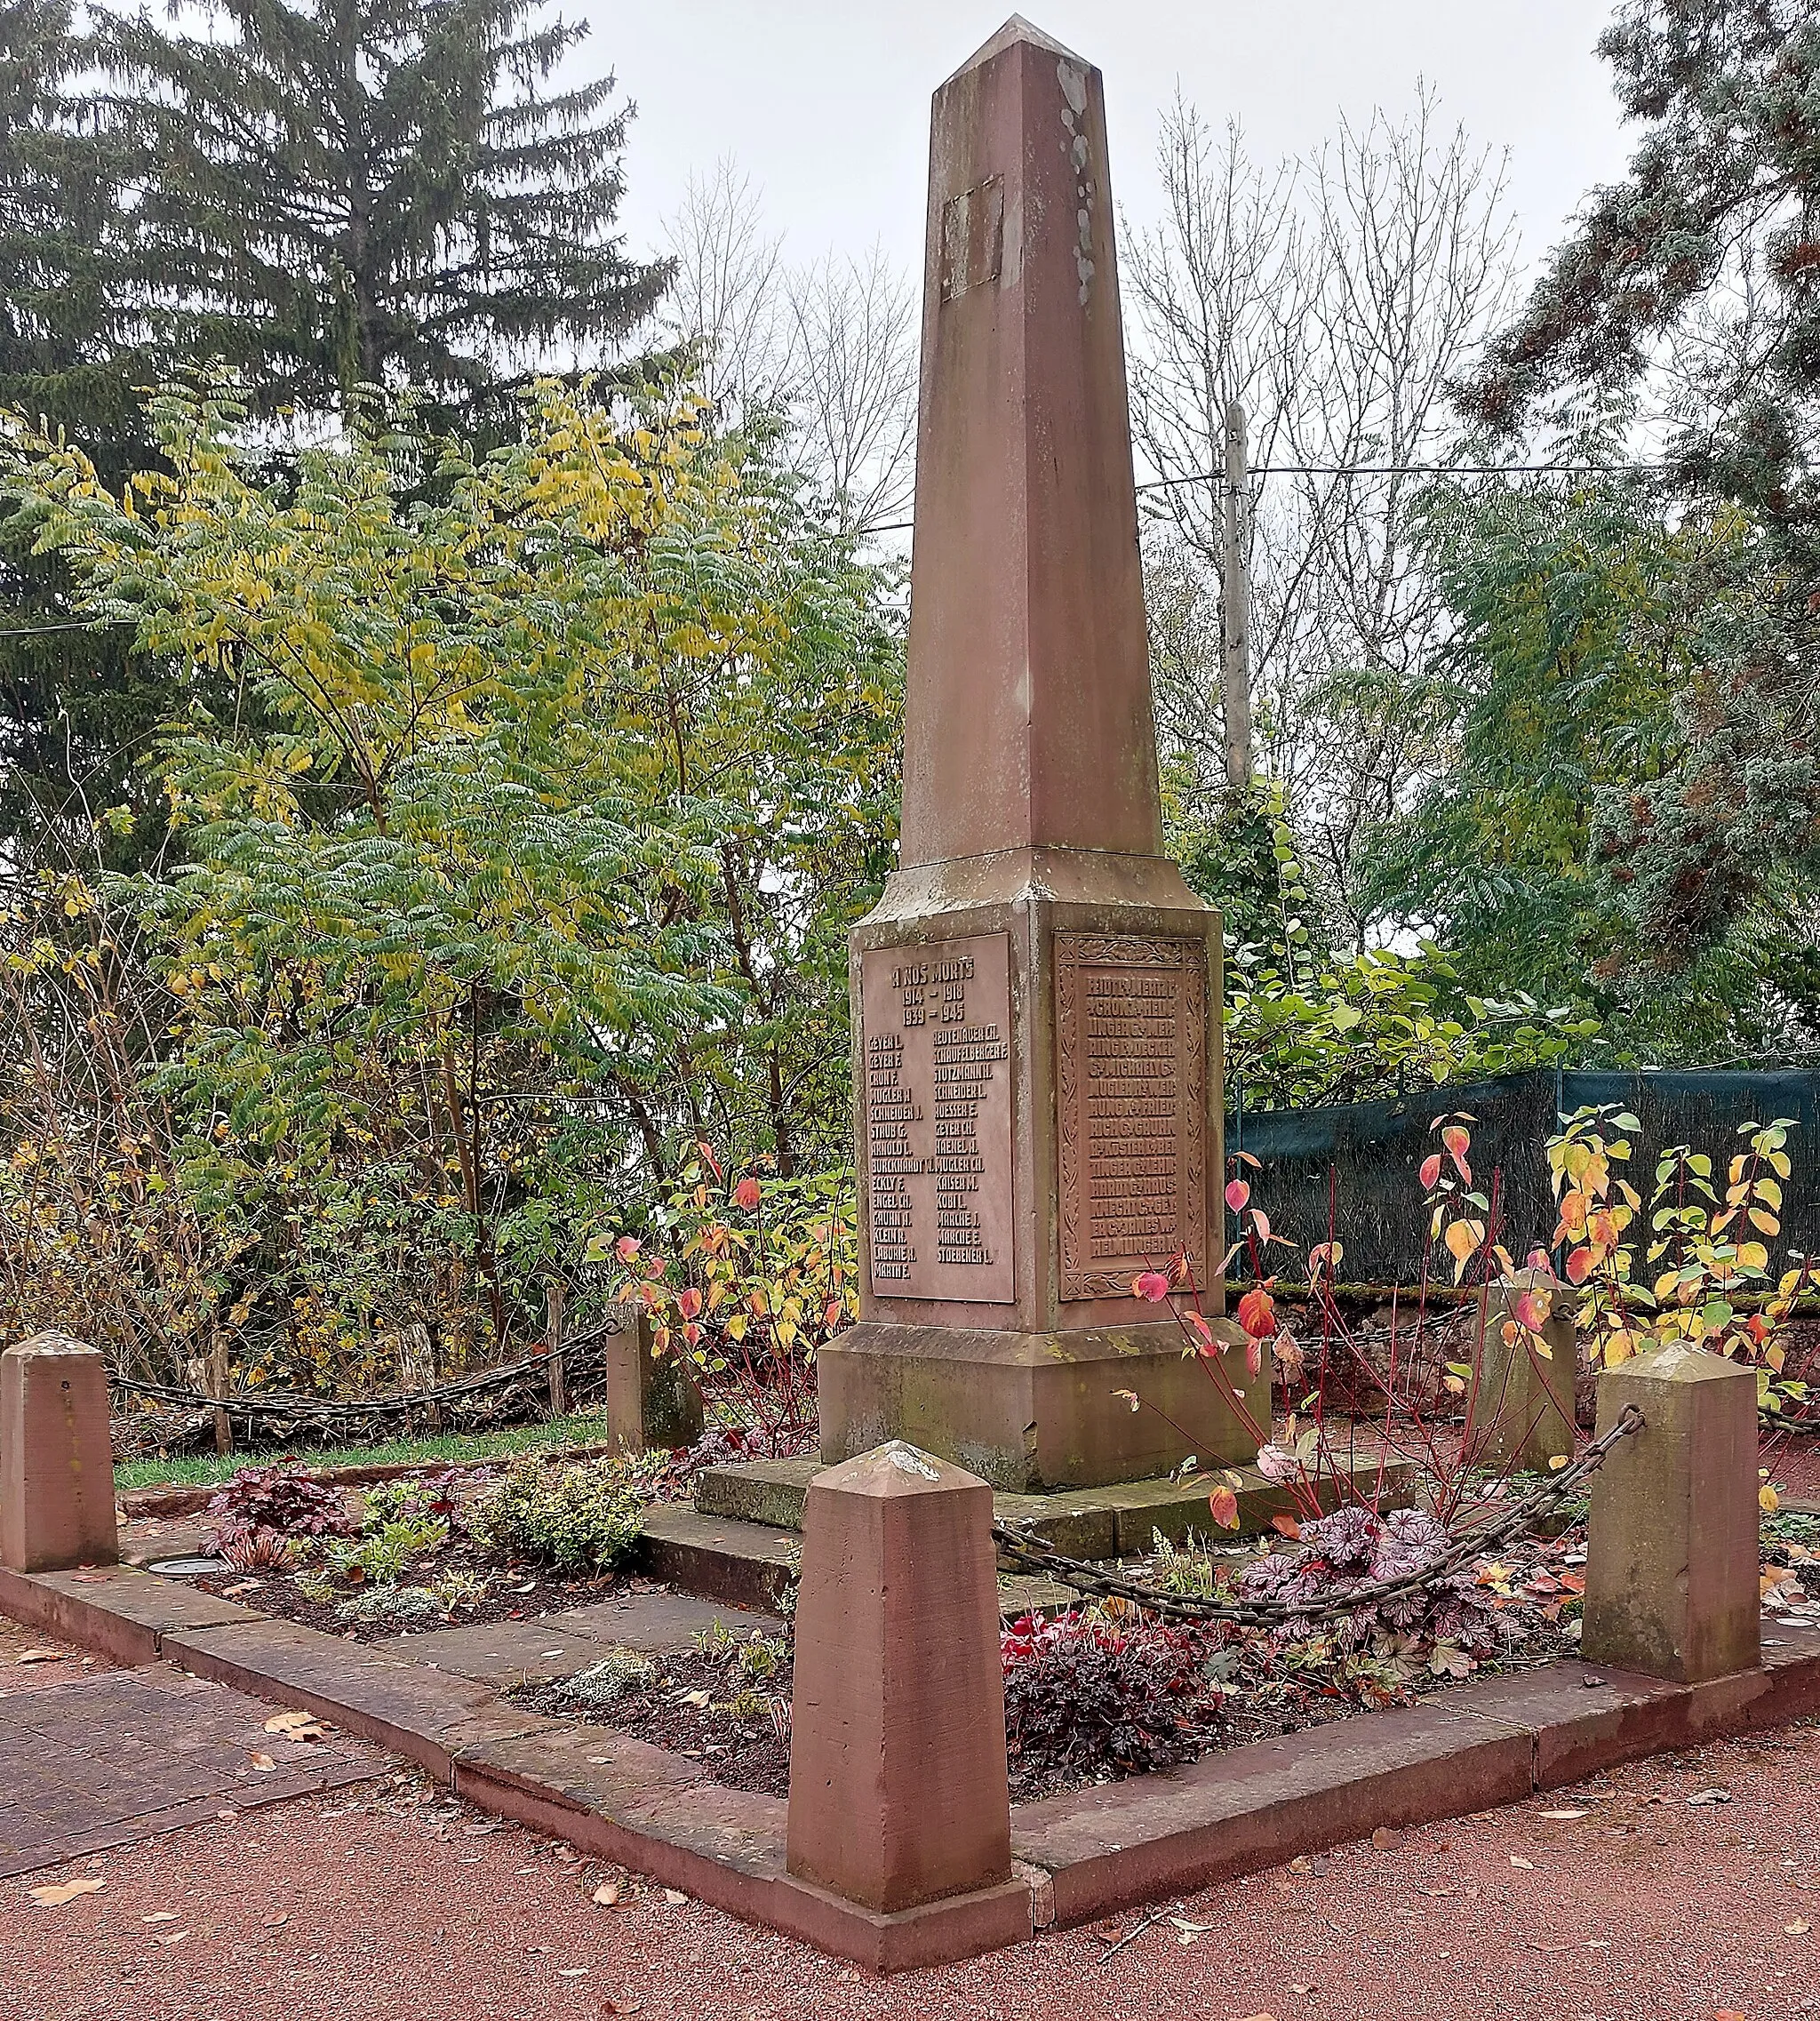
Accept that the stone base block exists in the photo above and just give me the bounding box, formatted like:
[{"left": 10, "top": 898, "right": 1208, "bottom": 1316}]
[
  {"left": 787, "top": 1443, "right": 1010, "bottom": 1913},
  {"left": 0, "top": 1332, "right": 119, "bottom": 1574},
  {"left": 818, "top": 1320, "right": 1258, "bottom": 1491},
  {"left": 605, "top": 1316, "right": 704, "bottom": 1454},
  {"left": 1583, "top": 1341, "right": 1759, "bottom": 1683},
  {"left": 1465, "top": 1269, "right": 1577, "bottom": 1474}
]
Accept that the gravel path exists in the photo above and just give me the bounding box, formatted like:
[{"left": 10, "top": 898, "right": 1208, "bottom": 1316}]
[{"left": 5, "top": 1707, "right": 1820, "bottom": 2021}]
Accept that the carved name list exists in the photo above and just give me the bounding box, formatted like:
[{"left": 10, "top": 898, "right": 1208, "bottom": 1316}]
[
  {"left": 860, "top": 933, "right": 1015, "bottom": 1304},
  {"left": 1056, "top": 934, "right": 1208, "bottom": 1300}
]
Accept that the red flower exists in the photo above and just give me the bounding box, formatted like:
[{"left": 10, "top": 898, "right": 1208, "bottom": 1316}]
[
  {"left": 1236, "top": 1286, "right": 1278, "bottom": 1340},
  {"left": 733, "top": 1176, "right": 762, "bottom": 1211},
  {"left": 1132, "top": 1270, "right": 1170, "bottom": 1303}
]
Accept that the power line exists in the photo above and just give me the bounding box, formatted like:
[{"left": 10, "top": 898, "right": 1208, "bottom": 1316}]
[
  {"left": 861, "top": 458, "right": 1655, "bottom": 534},
  {"left": 0, "top": 618, "right": 114, "bottom": 642}
]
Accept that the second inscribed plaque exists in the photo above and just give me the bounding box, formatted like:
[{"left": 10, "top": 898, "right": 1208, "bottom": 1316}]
[
  {"left": 860, "top": 933, "right": 1015, "bottom": 1304},
  {"left": 1056, "top": 935, "right": 1208, "bottom": 1300}
]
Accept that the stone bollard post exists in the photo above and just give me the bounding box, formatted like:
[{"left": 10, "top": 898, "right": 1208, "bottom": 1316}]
[
  {"left": 786, "top": 1442, "right": 1011, "bottom": 1914},
  {"left": 1465, "top": 1268, "right": 1577, "bottom": 1474},
  {"left": 604, "top": 1314, "right": 703, "bottom": 1454},
  {"left": 0, "top": 1332, "right": 119, "bottom": 1573},
  {"left": 1583, "top": 1341, "right": 1759, "bottom": 1682}
]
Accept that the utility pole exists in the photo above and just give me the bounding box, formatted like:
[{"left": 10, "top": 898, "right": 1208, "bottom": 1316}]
[{"left": 1222, "top": 398, "right": 1255, "bottom": 793}]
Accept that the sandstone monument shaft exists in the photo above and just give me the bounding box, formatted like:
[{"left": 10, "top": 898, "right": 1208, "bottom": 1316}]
[{"left": 821, "top": 17, "right": 1249, "bottom": 1491}]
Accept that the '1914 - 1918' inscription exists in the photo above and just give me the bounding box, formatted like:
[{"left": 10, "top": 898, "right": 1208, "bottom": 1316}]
[{"left": 859, "top": 933, "right": 1014, "bottom": 1303}]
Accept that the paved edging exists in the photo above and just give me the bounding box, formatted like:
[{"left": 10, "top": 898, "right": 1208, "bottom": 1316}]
[{"left": 6, "top": 1560, "right": 1820, "bottom": 1971}]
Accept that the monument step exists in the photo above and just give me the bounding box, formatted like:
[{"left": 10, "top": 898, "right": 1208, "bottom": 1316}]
[{"left": 693, "top": 1450, "right": 1413, "bottom": 1557}]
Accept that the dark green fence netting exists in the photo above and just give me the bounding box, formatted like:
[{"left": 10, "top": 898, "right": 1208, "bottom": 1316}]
[{"left": 1224, "top": 1067, "right": 1819, "bottom": 1289}]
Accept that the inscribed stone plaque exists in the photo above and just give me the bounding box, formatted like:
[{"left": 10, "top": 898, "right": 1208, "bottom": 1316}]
[
  {"left": 1056, "top": 934, "right": 1208, "bottom": 1300},
  {"left": 861, "top": 933, "right": 1014, "bottom": 1304}
]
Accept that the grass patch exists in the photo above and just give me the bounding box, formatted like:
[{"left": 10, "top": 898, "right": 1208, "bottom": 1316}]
[{"left": 114, "top": 1412, "right": 611, "bottom": 1493}]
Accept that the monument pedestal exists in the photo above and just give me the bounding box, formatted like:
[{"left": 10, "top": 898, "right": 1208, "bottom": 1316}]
[
  {"left": 826, "top": 851, "right": 1251, "bottom": 1491},
  {"left": 826, "top": 23, "right": 1253, "bottom": 1489}
]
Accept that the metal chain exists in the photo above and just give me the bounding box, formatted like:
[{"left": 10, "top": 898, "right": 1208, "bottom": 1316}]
[
  {"left": 110, "top": 1320, "right": 627, "bottom": 1430},
  {"left": 992, "top": 1403, "right": 1644, "bottom": 1630}
]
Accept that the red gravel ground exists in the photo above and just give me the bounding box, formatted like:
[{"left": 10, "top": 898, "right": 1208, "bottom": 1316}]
[{"left": 4, "top": 1715, "right": 1820, "bottom": 2021}]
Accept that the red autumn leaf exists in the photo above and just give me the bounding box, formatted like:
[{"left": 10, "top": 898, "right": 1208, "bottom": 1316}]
[
  {"left": 1132, "top": 1270, "right": 1170, "bottom": 1304},
  {"left": 824, "top": 1300, "right": 843, "bottom": 1330},
  {"left": 1208, "top": 1486, "right": 1241, "bottom": 1530},
  {"left": 1250, "top": 1207, "right": 1273, "bottom": 1244},
  {"left": 614, "top": 1234, "right": 641, "bottom": 1264},
  {"left": 1225, "top": 1178, "right": 1251, "bottom": 1213},
  {"left": 1271, "top": 1514, "right": 1302, "bottom": 1539},
  {"left": 1565, "top": 1246, "right": 1594, "bottom": 1284},
  {"left": 677, "top": 1286, "right": 703, "bottom": 1321},
  {"left": 733, "top": 1176, "right": 762, "bottom": 1210},
  {"left": 1245, "top": 1334, "right": 1263, "bottom": 1376},
  {"left": 1184, "top": 1308, "right": 1217, "bottom": 1354},
  {"left": 1420, "top": 1152, "right": 1442, "bottom": 1190},
  {"left": 1236, "top": 1286, "right": 1278, "bottom": 1339},
  {"left": 1512, "top": 1289, "right": 1550, "bottom": 1332}
]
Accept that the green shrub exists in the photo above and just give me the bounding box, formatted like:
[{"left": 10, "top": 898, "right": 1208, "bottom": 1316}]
[
  {"left": 466, "top": 1455, "right": 645, "bottom": 1572},
  {"left": 324, "top": 1514, "right": 447, "bottom": 1586}
]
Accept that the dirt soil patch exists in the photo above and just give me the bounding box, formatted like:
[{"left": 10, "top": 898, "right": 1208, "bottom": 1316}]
[
  {"left": 188, "top": 1534, "right": 621, "bottom": 1643},
  {"left": 521, "top": 1644, "right": 794, "bottom": 1797}
]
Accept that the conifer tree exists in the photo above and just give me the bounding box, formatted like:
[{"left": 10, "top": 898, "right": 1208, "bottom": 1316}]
[
  {"left": 0, "top": 0, "right": 149, "bottom": 864},
  {"left": 91, "top": 0, "right": 669, "bottom": 420}
]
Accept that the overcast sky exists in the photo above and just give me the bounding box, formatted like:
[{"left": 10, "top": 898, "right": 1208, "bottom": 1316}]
[{"left": 587, "top": 4, "right": 1637, "bottom": 291}]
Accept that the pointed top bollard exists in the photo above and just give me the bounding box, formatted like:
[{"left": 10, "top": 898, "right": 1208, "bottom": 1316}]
[
  {"left": 900, "top": 15, "right": 1161, "bottom": 867},
  {"left": 1582, "top": 1341, "right": 1759, "bottom": 1683},
  {"left": 1, "top": 1332, "right": 119, "bottom": 1573},
  {"left": 786, "top": 1442, "right": 1012, "bottom": 1914}
]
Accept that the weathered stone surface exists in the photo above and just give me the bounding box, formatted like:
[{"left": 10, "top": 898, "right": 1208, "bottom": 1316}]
[
  {"left": 787, "top": 1443, "right": 1011, "bottom": 1913},
  {"left": 695, "top": 1448, "right": 1411, "bottom": 1554},
  {"left": 0, "top": 1332, "right": 119, "bottom": 1574},
  {"left": 1010, "top": 1697, "right": 1536, "bottom": 1928},
  {"left": 1464, "top": 1270, "right": 1577, "bottom": 1474},
  {"left": 633, "top": 1505, "right": 799, "bottom": 1614},
  {"left": 1583, "top": 1341, "right": 1760, "bottom": 1683},
  {"left": 828, "top": 20, "right": 1238, "bottom": 1489},
  {"left": 823, "top": 1318, "right": 1253, "bottom": 1491},
  {"left": 605, "top": 1314, "right": 703, "bottom": 1454}
]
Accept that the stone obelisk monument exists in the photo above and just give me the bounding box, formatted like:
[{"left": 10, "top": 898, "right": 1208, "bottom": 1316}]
[{"left": 819, "top": 18, "right": 1253, "bottom": 1490}]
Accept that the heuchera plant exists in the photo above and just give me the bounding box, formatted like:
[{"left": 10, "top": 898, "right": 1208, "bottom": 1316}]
[{"left": 204, "top": 1459, "right": 351, "bottom": 1543}]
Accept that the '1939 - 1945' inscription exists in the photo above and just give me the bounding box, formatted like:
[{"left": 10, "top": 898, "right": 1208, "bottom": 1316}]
[{"left": 859, "top": 934, "right": 1014, "bottom": 1303}]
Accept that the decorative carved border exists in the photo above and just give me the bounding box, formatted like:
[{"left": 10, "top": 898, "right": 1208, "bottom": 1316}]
[{"left": 1056, "top": 933, "right": 1209, "bottom": 1301}]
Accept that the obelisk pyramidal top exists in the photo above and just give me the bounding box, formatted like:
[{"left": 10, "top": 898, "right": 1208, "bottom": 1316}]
[
  {"left": 900, "top": 17, "right": 1162, "bottom": 867},
  {"left": 820, "top": 20, "right": 1249, "bottom": 1493}
]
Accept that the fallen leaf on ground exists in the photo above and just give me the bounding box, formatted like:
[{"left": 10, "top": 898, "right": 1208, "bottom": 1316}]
[
  {"left": 1687, "top": 1788, "right": 1733, "bottom": 1806},
  {"left": 15, "top": 1649, "right": 63, "bottom": 1665},
  {"left": 1370, "top": 1827, "right": 1402, "bottom": 1850},
  {"left": 263, "top": 1913, "right": 289, "bottom": 1929},
  {"left": 1540, "top": 1809, "right": 1587, "bottom": 1820},
  {"left": 556, "top": 1968, "right": 588, "bottom": 1978},
  {"left": 248, "top": 1753, "right": 277, "bottom": 1772},
  {"left": 264, "top": 1712, "right": 317, "bottom": 1736},
  {"left": 29, "top": 1876, "right": 104, "bottom": 1906},
  {"left": 592, "top": 1882, "right": 622, "bottom": 1906},
  {"left": 662, "top": 1889, "right": 688, "bottom": 1905},
  {"left": 153, "top": 1929, "right": 189, "bottom": 1947},
  {"left": 1510, "top": 1856, "right": 1535, "bottom": 1869},
  {"left": 1788, "top": 1921, "right": 1811, "bottom": 1936},
  {"left": 142, "top": 1912, "right": 180, "bottom": 1924}
]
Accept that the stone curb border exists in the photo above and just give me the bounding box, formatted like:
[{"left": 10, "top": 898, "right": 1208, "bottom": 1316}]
[{"left": 5, "top": 1558, "right": 1819, "bottom": 1973}]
